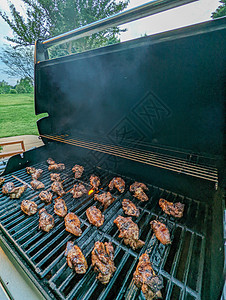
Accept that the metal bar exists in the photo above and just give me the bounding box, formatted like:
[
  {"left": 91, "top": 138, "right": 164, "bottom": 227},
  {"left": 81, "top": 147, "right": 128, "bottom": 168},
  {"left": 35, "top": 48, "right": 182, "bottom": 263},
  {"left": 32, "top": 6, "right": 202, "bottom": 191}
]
[{"left": 41, "top": 0, "right": 198, "bottom": 49}]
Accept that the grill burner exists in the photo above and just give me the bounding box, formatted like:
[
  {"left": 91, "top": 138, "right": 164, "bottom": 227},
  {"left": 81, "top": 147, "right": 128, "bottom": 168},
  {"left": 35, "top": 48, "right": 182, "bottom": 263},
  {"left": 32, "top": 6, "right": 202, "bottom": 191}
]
[{"left": 0, "top": 159, "right": 209, "bottom": 299}]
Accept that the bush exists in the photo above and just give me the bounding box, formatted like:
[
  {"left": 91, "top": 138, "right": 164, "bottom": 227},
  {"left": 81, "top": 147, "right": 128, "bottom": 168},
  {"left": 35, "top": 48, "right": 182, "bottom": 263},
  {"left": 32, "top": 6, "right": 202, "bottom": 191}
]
[{"left": 10, "top": 89, "right": 17, "bottom": 94}]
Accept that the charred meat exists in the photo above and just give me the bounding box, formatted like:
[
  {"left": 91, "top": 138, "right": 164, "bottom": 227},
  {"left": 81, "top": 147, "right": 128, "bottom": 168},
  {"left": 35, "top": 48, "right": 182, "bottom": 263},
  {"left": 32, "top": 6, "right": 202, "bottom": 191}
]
[
  {"left": 0, "top": 177, "right": 5, "bottom": 187},
  {"left": 39, "top": 208, "right": 54, "bottom": 232},
  {"left": 2, "top": 182, "right": 15, "bottom": 194},
  {"left": 108, "top": 177, "right": 125, "bottom": 193},
  {"left": 47, "top": 158, "right": 55, "bottom": 165},
  {"left": 150, "top": 220, "right": 171, "bottom": 245},
  {"left": 72, "top": 165, "right": 84, "bottom": 179},
  {"left": 114, "top": 215, "right": 144, "bottom": 250},
  {"left": 94, "top": 192, "right": 115, "bottom": 210},
  {"left": 90, "top": 175, "right": 100, "bottom": 190},
  {"left": 64, "top": 212, "right": 82, "bottom": 236},
  {"left": 51, "top": 181, "right": 65, "bottom": 197},
  {"left": 86, "top": 206, "right": 104, "bottom": 227},
  {"left": 130, "top": 182, "right": 149, "bottom": 202},
  {"left": 31, "top": 169, "right": 43, "bottom": 180},
  {"left": 39, "top": 191, "right": 53, "bottom": 204},
  {"left": 133, "top": 253, "right": 163, "bottom": 300},
  {"left": 91, "top": 241, "right": 116, "bottom": 284},
  {"left": 48, "top": 163, "right": 65, "bottom": 172},
  {"left": 122, "top": 199, "right": 140, "bottom": 217},
  {"left": 9, "top": 185, "right": 27, "bottom": 199},
  {"left": 31, "top": 180, "right": 45, "bottom": 190},
  {"left": 21, "top": 200, "right": 38, "bottom": 216},
  {"left": 159, "top": 198, "right": 185, "bottom": 218},
  {"left": 71, "top": 183, "right": 87, "bottom": 198},
  {"left": 54, "top": 198, "right": 67, "bottom": 217},
  {"left": 50, "top": 173, "right": 61, "bottom": 182},
  {"left": 65, "top": 241, "right": 88, "bottom": 274},
  {"left": 26, "top": 167, "right": 36, "bottom": 174}
]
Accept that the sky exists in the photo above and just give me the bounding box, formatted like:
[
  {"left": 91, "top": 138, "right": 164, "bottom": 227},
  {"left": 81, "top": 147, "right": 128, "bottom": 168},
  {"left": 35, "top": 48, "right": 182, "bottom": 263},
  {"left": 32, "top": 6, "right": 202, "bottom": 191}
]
[{"left": 0, "top": 0, "right": 221, "bottom": 85}]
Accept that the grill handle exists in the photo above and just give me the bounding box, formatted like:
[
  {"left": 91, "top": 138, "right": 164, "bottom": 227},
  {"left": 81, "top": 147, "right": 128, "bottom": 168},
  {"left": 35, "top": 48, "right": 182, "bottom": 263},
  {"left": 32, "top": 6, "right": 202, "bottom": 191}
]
[{"left": 35, "top": 0, "right": 197, "bottom": 62}]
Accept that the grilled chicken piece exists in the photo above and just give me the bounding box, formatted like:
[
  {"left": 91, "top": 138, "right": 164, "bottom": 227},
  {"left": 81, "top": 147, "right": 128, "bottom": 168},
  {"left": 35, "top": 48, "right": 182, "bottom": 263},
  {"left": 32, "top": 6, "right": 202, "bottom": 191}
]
[
  {"left": 64, "top": 212, "right": 82, "bottom": 236},
  {"left": 122, "top": 199, "right": 140, "bottom": 217},
  {"left": 31, "top": 179, "right": 45, "bottom": 190},
  {"left": 9, "top": 185, "right": 27, "bottom": 199},
  {"left": 91, "top": 241, "right": 116, "bottom": 284},
  {"left": 51, "top": 181, "right": 65, "bottom": 197},
  {"left": 54, "top": 198, "right": 67, "bottom": 217},
  {"left": 0, "top": 177, "right": 5, "bottom": 187},
  {"left": 150, "top": 220, "right": 171, "bottom": 245},
  {"left": 71, "top": 183, "right": 87, "bottom": 198},
  {"left": 94, "top": 192, "right": 115, "bottom": 210},
  {"left": 133, "top": 253, "right": 163, "bottom": 300},
  {"left": 2, "top": 182, "right": 15, "bottom": 194},
  {"left": 114, "top": 215, "right": 144, "bottom": 250},
  {"left": 72, "top": 165, "right": 84, "bottom": 179},
  {"left": 86, "top": 206, "right": 104, "bottom": 227},
  {"left": 21, "top": 200, "right": 38, "bottom": 216},
  {"left": 159, "top": 198, "right": 185, "bottom": 218},
  {"left": 109, "top": 177, "right": 125, "bottom": 193},
  {"left": 47, "top": 158, "right": 55, "bottom": 165},
  {"left": 39, "top": 208, "right": 54, "bottom": 232},
  {"left": 48, "top": 163, "right": 65, "bottom": 172},
  {"left": 50, "top": 173, "right": 61, "bottom": 182},
  {"left": 65, "top": 241, "right": 88, "bottom": 274},
  {"left": 31, "top": 169, "right": 43, "bottom": 180},
  {"left": 130, "top": 182, "right": 149, "bottom": 202},
  {"left": 90, "top": 175, "right": 100, "bottom": 190},
  {"left": 39, "top": 190, "right": 53, "bottom": 204},
  {"left": 26, "top": 167, "right": 36, "bottom": 174}
]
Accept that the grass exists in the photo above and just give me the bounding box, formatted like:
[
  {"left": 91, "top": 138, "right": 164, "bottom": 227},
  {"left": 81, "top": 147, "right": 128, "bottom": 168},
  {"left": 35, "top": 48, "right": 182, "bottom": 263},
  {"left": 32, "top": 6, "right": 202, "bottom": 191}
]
[{"left": 0, "top": 93, "right": 46, "bottom": 138}]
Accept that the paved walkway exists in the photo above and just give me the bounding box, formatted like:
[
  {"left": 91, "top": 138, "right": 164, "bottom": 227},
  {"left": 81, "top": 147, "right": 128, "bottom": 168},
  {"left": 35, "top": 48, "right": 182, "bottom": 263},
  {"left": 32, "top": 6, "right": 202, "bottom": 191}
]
[{"left": 0, "top": 135, "right": 44, "bottom": 159}]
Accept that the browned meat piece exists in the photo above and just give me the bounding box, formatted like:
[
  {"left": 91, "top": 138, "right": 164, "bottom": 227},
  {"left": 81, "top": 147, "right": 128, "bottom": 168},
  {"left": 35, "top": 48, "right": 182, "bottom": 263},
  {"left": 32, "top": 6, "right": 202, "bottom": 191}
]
[
  {"left": 94, "top": 192, "right": 115, "bottom": 210},
  {"left": 159, "top": 198, "right": 185, "bottom": 218},
  {"left": 51, "top": 181, "right": 65, "bottom": 197},
  {"left": 130, "top": 182, "right": 149, "bottom": 202},
  {"left": 72, "top": 165, "right": 84, "bottom": 179},
  {"left": 71, "top": 183, "right": 87, "bottom": 198},
  {"left": 26, "top": 167, "right": 36, "bottom": 174},
  {"left": 39, "top": 191, "right": 53, "bottom": 204},
  {"left": 9, "top": 185, "right": 27, "bottom": 199},
  {"left": 91, "top": 241, "right": 116, "bottom": 284},
  {"left": 48, "top": 163, "right": 65, "bottom": 172},
  {"left": 122, "top": 199, "right": 140, "bottom": 217},
  {"left": 54, "top": 198, "right": 67, "bottom": 217},
  {"left": 2, "top": 182, "right": 15, "bottom": 194},
  {"left": 86, "top": 206, "right": 104, "bottom": 227},
  {"left": 64, "top": 212, "right": 82, "bottom": 236},
  {"left": 90, "top": 175, "right": 100, "bottom": 190},
  {"left": 133, "top": 253, "right": 163, "bottom": 300},
  {"left": 47, "top": 158, "right": 55, "bottom": 165},
  {"left": 0, "top": 177, "right": 5, "bottom": 187},
  {"left": 150, "top": 220, "right": 171, "bottom": 245},
  {"left": 65, "top": 241, "right": 88, "bottom": 274},
  {"left": 39, "top": 208, "right": 54, "bottom": 232},
  {"left": 31, "top": 180, "right": 45, "bottom": 190},
  {"left": 21, "top": 200, "right": 38, "bottom": 216},
  {"left": 113, "top": 215, "right": 144, "bottom": 250},
  {"left": 31, "top": 169, "right": 43, "bottom": 180},
  {"left": 50, "top": 173, "right": 61, "bottom": 182},
  {"left": 108, "top": 177, "right": 125, "bottom": 193}
]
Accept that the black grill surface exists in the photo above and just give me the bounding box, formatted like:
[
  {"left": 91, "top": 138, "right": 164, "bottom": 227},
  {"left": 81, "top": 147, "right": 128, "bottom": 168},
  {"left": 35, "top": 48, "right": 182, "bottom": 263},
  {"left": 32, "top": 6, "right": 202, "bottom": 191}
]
[{"left": 0, "top": 160, "right": 209, "bottom": 300}]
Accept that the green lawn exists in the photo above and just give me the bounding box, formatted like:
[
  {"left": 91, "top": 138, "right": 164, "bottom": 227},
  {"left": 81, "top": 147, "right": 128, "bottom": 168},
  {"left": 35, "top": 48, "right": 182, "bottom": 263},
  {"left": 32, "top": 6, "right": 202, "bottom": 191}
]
[{"left": 0, "top": 93, "right": 46, "bottom": 138}]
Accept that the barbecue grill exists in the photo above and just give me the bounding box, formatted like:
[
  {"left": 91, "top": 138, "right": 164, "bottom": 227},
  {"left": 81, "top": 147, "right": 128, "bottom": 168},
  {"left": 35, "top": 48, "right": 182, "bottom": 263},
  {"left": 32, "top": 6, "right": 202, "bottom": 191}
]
[{"left": 0, "top": 1, "right": 225, "bottom": 299}]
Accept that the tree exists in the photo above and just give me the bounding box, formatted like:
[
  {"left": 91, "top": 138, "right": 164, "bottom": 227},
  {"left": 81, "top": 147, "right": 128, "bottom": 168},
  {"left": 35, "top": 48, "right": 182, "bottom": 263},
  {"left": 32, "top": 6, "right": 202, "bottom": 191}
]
[
  {"left": 211, "top": 0, "right": 226, "bottom": 19},
  {"left": 0, "top": 80, "right": 12, "bottom": 94},
  {"left": 0, "top": 0, "right": 129, "bottom": 79},
  {"left": 15, "top": 77, "right": 34, "bottom": 93}
]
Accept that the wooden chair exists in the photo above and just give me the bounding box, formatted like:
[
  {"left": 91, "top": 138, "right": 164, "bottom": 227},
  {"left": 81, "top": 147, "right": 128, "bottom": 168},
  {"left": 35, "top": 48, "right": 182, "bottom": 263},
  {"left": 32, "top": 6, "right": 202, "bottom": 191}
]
[{"left": 0, "top": 140, "right": 25, "bottom": 158}]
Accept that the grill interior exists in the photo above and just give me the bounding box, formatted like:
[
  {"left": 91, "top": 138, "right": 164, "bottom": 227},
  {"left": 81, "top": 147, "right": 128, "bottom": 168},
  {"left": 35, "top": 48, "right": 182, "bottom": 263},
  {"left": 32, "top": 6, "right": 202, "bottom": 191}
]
[{"left": 0, "top": 159, "right": 210, "bottom": 300}]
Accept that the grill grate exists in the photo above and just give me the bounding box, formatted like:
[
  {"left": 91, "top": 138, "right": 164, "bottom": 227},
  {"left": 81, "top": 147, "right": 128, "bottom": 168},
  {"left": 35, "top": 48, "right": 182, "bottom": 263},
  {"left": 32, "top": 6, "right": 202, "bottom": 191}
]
[{"left": 0, "top": 159, "right": 209, "bottom": 300}]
